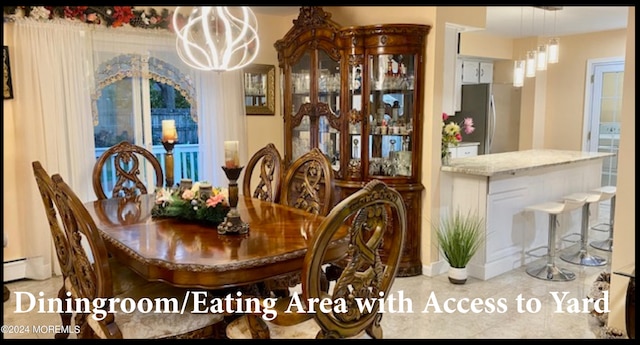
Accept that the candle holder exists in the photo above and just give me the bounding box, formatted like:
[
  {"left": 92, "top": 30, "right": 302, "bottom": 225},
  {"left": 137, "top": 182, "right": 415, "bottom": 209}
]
[
  {"left": 162, "top": 140, "right": 176, "bottom": 189},
  {"left": 217, "top": 166, "right": 249, "bottom": 235}
]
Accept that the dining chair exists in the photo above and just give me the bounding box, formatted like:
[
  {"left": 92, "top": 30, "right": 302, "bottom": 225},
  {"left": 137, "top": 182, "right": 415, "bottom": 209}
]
[
  {"left": 242, "top": 143, "right": 283, "bottom": 203},
  {"left": 281, "top": 147, "right": 334, "bottom": 217},
  {"left": 49, "top": 173, "right": 225, "bottom": 339},
  {"left": 226, "top": 179, "right": 407, "bottom": 339},
  {"left": 92, "top": 141, "right": 164, "bottom": 200},
  {"left": 32, "top": 161, "right": 161, "bottom": 339}
]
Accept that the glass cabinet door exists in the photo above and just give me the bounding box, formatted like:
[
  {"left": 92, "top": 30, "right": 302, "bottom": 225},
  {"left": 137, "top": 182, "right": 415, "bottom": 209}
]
[
  {"left": 317, "top": 50, "right": 341, "bottom": 172},
  {"left": 347, "top": 62, "right": 364, "bottom": 178},
  {"left": 291, "top": 51, "right": 312, "bottom": 161},
  {"left": 368, "top": 53, "right": 415, "bottom": 177}
]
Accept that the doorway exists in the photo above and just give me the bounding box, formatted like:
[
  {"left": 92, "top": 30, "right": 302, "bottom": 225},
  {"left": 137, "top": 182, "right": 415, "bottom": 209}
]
[{"left": 582, "top": 57, "right": 624, "bottom": 187}]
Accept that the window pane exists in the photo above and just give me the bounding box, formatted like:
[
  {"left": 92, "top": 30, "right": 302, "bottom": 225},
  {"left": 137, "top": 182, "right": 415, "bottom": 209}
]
[
  {"left": 94, "top": 78, "right": 135, "bottom": 148},
  {"left": 149, "top": 79, "right": 198, "bottom": 145}
]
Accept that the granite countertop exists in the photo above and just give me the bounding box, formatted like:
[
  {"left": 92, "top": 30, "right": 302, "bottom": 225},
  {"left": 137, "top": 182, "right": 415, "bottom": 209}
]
[
  {"left": 441, "top": 149, "right": 615, "bottom": 177},
  {"left": 457, "top": 142, "right": 480, "bottom": 147}
]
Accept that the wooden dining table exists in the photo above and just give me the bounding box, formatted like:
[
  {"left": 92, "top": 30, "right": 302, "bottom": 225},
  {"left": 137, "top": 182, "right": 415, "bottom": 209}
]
[{"left": 84, "top": 194, "right": 350, "bottom": 291}]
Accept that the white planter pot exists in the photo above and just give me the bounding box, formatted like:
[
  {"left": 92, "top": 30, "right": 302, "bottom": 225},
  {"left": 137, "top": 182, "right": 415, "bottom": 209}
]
[{"left": 448, "top": 266, "right": 468, "bottom": 284}]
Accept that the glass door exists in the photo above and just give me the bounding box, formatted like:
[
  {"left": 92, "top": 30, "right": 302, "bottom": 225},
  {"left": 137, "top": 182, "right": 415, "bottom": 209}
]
[
  {"left": 290, "top": 51, "right": 312, "bottom": 162},
  {"left": 367, "top": 53, "right": 415, "bottom": 178},
  {"left": 586, "top": 59, "right": 624, "bottom": 186},
  {"left": 347, "top": 63, "right": 364, "bottom": 179},
  {"left": 316, "top": 50, "right": 341, "bottom": 172}
]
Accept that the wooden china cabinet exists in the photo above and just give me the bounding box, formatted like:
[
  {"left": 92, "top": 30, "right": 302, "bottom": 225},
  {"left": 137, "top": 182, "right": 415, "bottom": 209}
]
[{"left": 275, "top": 6, "right": 430, "bottom": 277}]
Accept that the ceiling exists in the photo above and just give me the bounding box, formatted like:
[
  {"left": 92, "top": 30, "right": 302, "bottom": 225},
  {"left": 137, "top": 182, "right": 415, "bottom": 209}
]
[
  {"left": 251, "top": 6, "right": 629, "bottom": 39},
  {"left": 485, "top": 6, "right": 629, "bottom": 38}
]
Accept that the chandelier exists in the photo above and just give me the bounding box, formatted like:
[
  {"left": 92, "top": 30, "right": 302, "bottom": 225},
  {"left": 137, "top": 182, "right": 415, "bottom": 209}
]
[{"left": 172, "top": 6, "right": 260, "bottom": 72}]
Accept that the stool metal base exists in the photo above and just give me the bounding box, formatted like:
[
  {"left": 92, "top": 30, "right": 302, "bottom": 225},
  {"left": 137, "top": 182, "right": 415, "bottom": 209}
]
[
  {"left": 526, "top": 263, "right": 576, "bottom": 281},
  {"left": 560, "top": 249, "right": 607, "bottom": 266},
  {"left": 590, "top": 238, "right": 613, "bottom": 252}
]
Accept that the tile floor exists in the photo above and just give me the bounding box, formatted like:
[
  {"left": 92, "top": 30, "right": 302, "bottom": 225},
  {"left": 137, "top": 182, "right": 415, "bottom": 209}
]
[
  {"left": 2, "top": 203, "right": 621, "bottom": 339},
  {"left": 2, "top": 248, "right": 616, "bottom": 339}
]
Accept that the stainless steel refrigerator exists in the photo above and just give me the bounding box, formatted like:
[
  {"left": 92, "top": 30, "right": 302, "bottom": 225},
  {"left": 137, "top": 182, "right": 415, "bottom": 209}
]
[{"left": 454, "top": 83, "right": 521, "bottom": 155}]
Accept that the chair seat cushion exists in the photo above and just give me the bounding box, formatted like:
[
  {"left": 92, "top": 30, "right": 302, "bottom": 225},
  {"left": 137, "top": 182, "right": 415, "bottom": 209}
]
[
  {"left": 88, "top": 281, "right": 223, "bottom": 339},
  {"left": 226, "top": 314, "right": 369, "bottom": 339}
]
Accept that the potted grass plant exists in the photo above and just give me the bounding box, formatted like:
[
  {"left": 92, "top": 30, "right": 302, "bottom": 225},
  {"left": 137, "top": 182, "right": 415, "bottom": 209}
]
[{"left": 434, "top": 209, "right": 485, "bottom": 284}]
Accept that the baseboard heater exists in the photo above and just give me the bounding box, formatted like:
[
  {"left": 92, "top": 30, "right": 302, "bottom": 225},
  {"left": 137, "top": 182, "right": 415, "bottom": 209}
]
[{"left": 3, "top": 258, "right": 27, "bottom": 282}]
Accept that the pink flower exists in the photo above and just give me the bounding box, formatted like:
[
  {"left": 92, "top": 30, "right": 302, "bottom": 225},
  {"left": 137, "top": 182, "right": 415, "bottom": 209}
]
[
  {"left": 206, "top": 194, "right": 225, "bottom": 208},
  {"left": 181, "top": 189, "right": 195, "bottom": 200},
  {"left": 463, "top": 117, "right": 475, "bottom": 134},
  {"left": 442, "top": 112, "right": 449, "bottom": 121}
]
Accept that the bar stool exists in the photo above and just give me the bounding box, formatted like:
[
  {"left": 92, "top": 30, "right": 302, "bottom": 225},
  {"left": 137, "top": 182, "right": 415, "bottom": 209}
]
[
  {"left": 524, "top": 197, "right": 586, "bottom": 281},
  {"left": 559, "top": 192, "right": 608, "bottom": 266},
  {"left": 589, "top": 186, "right": 616, "bottom": 252}
]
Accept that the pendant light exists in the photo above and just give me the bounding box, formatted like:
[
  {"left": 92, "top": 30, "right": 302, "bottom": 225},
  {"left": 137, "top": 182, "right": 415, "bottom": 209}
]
[
  {"left": 513, "top": 7, "right": 525, "bottom": 87},
  {"left": 525, "top": 8, "right": 537, "bottom": 78},
  {"left": 548, "top": 37, "right": 560, "bottom": 64},
  {"left": 536, "top": 9, "right": 548, "bottom": 71},
  {"left": 547, "top": 8, "right": 560, "bottom": 64},
  {"left": 525, "top": 50, "right": 537, "bottom": 78},
  {"left": 536, "top": 44, "right": 548, "bottom": 71},
  {"left": 513, "top": 60, "right": 525, "bottom": 87},
  {"left": 172, "top": 6, "right": 260, "bottom": 72}
]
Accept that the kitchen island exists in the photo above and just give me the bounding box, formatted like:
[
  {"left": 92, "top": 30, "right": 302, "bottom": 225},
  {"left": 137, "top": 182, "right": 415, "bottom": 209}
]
[{"left": 440, "top": 149, "right": 614, "bottom": 280}]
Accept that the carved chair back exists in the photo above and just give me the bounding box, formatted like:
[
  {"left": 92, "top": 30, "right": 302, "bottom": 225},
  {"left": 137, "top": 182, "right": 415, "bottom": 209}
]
[
  {"left": 32, "top": 161, "right": 76, "bottom": 339},
  {"left": 242, "top": 143, "right": 283, "bottom": 203},
  {"left": 302, "top": 179, "right": 407, "bottom": 339},
  {"left": 226, "top": 179, "right": 407, "bottom": 339},
  {"left": 92, "top": 141, "right": 163, "bottom": 200},
  {"left": 32, "top": 161, "right": 74, "bottom": 284},
  {"left": 281, "top": 148, "right": 334, "bottom": 216},
  {"left": 51, "top": 173, "right": 120, "bottom": 337},
  {"left": 50, "top": 174, "right": 224, "bottom": 339}
]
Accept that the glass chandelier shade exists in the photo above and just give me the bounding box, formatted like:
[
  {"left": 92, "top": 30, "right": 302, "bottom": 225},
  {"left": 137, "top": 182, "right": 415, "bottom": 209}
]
[
  {"left": 547, "top": 37, "right": 560, "bottom": 64},
  {"left": 536, "top": 44, "right": 548, "bottom": 71},
  {"left": 513, "top": 60, "right": 525, "bottom": 87},
  {"left": 172, "top": 6, "right": 260, "bottom": 72},
  {"left": 525, "top": 50, "right": 537, "bottom": 78}
]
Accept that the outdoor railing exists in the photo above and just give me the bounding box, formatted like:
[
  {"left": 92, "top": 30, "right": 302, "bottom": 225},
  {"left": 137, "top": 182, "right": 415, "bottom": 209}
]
[{"left": 94, "top": 144, "right": 199, "bottom": 197}]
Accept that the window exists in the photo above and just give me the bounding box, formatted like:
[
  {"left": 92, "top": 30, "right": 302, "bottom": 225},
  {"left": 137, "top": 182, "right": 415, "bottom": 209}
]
[{"left": 92, "top": 54, "right": 199, "bottom": 195}]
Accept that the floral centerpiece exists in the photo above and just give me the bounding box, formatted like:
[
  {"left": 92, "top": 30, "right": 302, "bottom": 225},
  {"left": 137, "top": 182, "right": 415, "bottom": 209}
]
[
  {"left": 441, "top": 112, "right": 475, "bottom": 164},
  {"left": 151, "top": 182, "right": 230, "bottom": 226}
]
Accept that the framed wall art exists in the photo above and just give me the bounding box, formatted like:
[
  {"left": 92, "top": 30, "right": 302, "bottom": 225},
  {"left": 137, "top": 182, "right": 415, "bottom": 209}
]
[
  {"left": 243, "top": 64, "right": 275, "bottom": 115},
  {"left": 4, "top": 45, "right": 14, "bottom": 100}
]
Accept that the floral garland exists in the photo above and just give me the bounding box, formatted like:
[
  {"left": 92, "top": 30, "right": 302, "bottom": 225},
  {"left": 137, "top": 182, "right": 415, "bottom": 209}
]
[
  {"left": 3, "top": 6, "right": 185, "bottom": 31},
  {"left": 152, "top": 182, "right": 230, "bottom": 226}
]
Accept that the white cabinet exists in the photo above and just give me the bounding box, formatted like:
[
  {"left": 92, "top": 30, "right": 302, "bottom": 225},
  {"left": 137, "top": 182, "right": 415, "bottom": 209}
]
[
  {"left": 457, "top": 144, "right": 478, "bottom": 157},
  {"left": 447, "top": 143, "right": 479, "bottom": 158},
  {"left": 440, "top": 157, "right": 604, "bottom": 280},
  {"left": 461, "top": 59, "right": 493, "bottom": 84},
  {"left": 442, "top": 25, "right": 462, "bottom": 115}
]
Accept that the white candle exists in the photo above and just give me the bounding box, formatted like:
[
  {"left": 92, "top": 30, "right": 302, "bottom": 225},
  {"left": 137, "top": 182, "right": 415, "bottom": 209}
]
[
  {"left": 224, "top": 141, "right": 240, "bottom": 168},
  {"left": 162, "top": 120, "right": 178, "bottom": 142},
  {"left": 199, "top": 182, "right": 212, "bottom": 199}
]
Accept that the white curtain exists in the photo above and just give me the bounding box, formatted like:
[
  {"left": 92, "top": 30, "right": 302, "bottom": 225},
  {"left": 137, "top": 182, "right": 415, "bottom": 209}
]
[
  {"left": 12, "top": 18, "right": 96, "bottom": 279},
  {"left": 196, "top": 70, "right": 248, "bottom": 187},
  {"left": 9, "top": 19, "right": 247, "bottom": 280}
]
